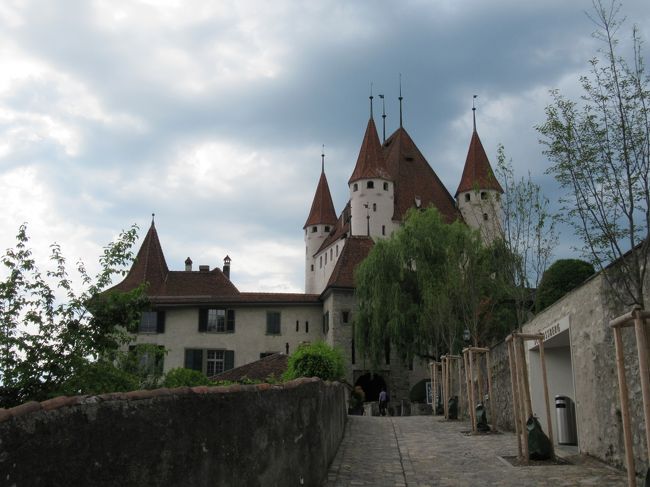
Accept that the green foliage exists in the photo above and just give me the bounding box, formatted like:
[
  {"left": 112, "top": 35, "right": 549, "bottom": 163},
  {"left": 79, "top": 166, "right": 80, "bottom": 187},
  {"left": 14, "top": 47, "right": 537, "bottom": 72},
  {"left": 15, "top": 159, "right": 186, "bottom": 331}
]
[
  {"left": 537, "top": 2, "right": 649, "bottom": 307},
  {"left": 163, "top": 368, "right": 212, "bottom": 388},
  {"left": 282, "top": 341, "right": 345, "bottom": 381},
  {"left": 57, "top": 360, "right": 139, "bottom": 396},
  {"left": 0, "top": 224, "right": 146, "bottom": 407},
  {"left": 119, "top": 344, "right": 167, "bottom": 389},
  {"left": 354, "top": 207, "right": 504, "bottom": 366},
  {"left": 535, "top": 259, "right": 595, "bottom": 312}
]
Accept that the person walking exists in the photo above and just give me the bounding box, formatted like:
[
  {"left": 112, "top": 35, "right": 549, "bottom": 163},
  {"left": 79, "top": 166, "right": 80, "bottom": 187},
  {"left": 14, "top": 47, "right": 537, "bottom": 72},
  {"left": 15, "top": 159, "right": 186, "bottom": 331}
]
[{"left": 379, "top": 388, "right": 388, "bottom": 416}]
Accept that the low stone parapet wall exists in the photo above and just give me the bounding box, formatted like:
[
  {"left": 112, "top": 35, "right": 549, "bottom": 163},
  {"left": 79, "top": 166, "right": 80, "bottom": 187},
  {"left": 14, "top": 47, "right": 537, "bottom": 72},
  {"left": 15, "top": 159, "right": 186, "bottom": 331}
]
[{"left": 0, "top": 378, "right": 346, "bottom": 487}]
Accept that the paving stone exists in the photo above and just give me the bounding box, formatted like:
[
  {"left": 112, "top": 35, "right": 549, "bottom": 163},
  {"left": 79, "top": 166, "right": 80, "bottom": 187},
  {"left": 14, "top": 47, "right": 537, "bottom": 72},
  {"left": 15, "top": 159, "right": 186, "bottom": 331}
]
[{"left": 323, "top": 416, "right": 636, "bottom": 486}]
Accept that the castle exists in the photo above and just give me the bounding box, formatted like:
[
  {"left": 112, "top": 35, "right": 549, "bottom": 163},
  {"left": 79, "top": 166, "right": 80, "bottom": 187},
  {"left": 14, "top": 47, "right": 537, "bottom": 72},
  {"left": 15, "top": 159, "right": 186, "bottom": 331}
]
[{"left": 115, "top": 98, "right": 502, "bottom": 404}]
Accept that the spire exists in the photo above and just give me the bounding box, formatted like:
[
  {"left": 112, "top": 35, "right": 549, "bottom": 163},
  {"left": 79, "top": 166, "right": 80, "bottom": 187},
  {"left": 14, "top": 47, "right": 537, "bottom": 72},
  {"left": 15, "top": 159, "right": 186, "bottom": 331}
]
[
  {"left": 379, "top": 94, "right": 386, "bottom": 143},
  {"left": 348, "top": 117, "right": 391, "bottom": 185},
  {"left": 472, "top": 94, "right": 477, "bottom": 132},
  {"left": 304, "top": 157, "right": 337, "bottom": 229},
  {"left": 115, "top": 217, "right": 169, "bottom": 294},
  {"left": 455, "top": 122, "right": 504, "bottom": 197},
  {"left": 398, "top": 74, "right": 403, "bottom": 128},
  {"left": 321, "top": 144, "right": 325, "bottom": 173},
  {"left": 369, "top": 82, "right": 374, "bottom": 120}
]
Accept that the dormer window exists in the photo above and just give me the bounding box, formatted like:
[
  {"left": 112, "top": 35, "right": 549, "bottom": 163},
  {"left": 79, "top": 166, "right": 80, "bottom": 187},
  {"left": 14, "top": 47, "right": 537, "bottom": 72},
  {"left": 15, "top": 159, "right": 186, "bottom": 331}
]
[
  {"left": 311, "top": 226, "right": 317, "bottom": 233},
  {"left": 383, "top": 182, "right": 389, "bottom": 191},
  {"left": 367, "top": 181, "right": 374, "bottom": 189},
  {"left": 465, "top": 193, "right": 471, "bottom": 202},
  {"left": 353, "top": 183, "right": 358, "bottom": 192}
]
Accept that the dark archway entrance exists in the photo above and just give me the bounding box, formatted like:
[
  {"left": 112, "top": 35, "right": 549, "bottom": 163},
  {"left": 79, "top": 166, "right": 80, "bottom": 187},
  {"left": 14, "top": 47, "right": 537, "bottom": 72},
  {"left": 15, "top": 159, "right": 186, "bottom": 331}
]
[{"left": 354, "top": 373, "right": 387, "bottom": 402}]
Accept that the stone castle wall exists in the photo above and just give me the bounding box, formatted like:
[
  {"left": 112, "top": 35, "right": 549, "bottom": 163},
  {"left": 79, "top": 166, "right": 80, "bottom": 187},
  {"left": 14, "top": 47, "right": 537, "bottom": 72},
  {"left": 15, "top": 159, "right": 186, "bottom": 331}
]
[{"left": 0, "top": 378, "right": 346, "bottom": 487}]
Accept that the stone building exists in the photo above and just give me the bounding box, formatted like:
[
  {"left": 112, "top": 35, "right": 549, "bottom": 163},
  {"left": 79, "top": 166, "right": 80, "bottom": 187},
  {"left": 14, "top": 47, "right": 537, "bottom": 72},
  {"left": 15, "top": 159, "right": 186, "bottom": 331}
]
[{"left": 114, "top": 102, "right": 502, "bottom": 405}]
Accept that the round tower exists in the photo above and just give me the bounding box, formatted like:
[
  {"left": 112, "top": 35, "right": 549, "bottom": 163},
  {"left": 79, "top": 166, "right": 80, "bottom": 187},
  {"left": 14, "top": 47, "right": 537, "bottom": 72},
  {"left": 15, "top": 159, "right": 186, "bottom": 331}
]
[
  {"left": 348, "top": 116, "right": 394, "bottom": 238},
  {"left": 304, "top": 152, "right": 337, "bottom": 294}
]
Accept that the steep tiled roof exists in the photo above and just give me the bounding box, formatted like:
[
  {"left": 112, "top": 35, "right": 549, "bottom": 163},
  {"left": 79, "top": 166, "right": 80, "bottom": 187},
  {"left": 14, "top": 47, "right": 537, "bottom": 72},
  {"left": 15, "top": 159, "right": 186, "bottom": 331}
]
[
  {"left": 348, "top": 118, "right": 391, "bottom": 184},
  {"left": 316, "top": 201, "right": 351, "bottom": 255},
  {"left": 304, "top": 170, "right": 337, "bottom": 229},
  {"left": 455, "top": 130, "right": 504, "bottom": 197},
  {"left": 383, "top": 128, "right": 460, "bottom": 223},
  {"left": 210, "top": 353, "right": 288, "bottom": 382},
  {"left": 326, "top": 236, "right": 374, "bottom": 289},
  {"left": 148, "top": 292, "right": 321, "bottom": 306},
  {"left": 111, "top": 222, "right": 169, "bottom": 295}
]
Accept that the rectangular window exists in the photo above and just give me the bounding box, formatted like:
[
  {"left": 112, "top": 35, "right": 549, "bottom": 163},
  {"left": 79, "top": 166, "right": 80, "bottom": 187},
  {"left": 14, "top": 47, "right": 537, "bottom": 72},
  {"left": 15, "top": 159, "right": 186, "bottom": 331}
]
[
  {"left": 208, "top": 309, "right": 226, "bottom": 332},
  {"left": 342, "top": 311, "right": 350, "bottom": 324},
  {"left": 322, "top": 311, "right": 329, "bottom": 335},
  {"left": 267, "top": 311, "right": 281, "bottom": 335},
  {"left": 311, "top": 226, "right": 317, "bottom": 233},
  {"left": 139, "top": 311, "right": 157, "bottom": 333},
  {"left": 296, "top": 320, "right": 299, "bottom": 332},
  {"left": 206, "top": 350, "right": 225, "bottom": 376},
  {"left": 367, "top": 181, "right": 374, "bottom": 189},
  {"left": 305, "top": 320, "right": 309, "bottom": 333},
  {"left": 382, "top": 225, "right": 386, "bottom": 236},
  {"left": 199, "top": 308, "right": 235, "bottom": 333},
  {"left": 336, "top": 245, "right": 339, "bottom": 256},
  {"left": 325, "top": 253, "right": 328, "bottom": 265}
]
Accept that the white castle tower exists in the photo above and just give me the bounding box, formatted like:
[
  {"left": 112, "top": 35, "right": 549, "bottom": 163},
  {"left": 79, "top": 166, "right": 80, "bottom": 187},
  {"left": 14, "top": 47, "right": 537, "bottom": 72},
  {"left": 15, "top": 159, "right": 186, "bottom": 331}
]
[
  {"left": 303, "top": 151, "right": 337, "bottom": 294},
  {"left": 455, "top": 107, "right": 504, "bottom": 244},
  {"left": 348, "top": 102, "right": 394, "bottom": 239}
]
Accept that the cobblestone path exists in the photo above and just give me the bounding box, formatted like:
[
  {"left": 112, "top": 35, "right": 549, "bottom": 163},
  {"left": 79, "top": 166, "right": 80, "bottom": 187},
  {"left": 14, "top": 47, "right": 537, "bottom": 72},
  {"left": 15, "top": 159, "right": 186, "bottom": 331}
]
[{"left": 323, "top": 416, "right": 632, "bottom": 486}]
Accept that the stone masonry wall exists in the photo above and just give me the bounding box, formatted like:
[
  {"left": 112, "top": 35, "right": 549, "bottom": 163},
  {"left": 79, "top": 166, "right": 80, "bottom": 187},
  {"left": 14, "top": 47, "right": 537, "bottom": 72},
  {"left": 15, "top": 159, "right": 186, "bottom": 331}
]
[
  {"left": 0, "top": 378, "right": 346, "bottom": 487},
  {"left": 489, "top": 340, "right": 515, "bottom": 432}
]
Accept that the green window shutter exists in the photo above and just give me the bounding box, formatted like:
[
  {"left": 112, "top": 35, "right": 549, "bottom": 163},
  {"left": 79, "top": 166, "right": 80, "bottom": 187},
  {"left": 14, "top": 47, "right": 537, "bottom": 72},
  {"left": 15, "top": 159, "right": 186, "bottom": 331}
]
[
  {"left": 226, "top": 309, "right": 235, "bottom": 332},
  {"left": 185, "top": 349, "right": 203, "bottom": 371},
  {"left": 156, "top": 311, "right": 166, "bottom": 333},
  {"left": 198, "top": 309, "right": 207, "bottom": 332},
  {"left": 225, "top": 350, "right": 234, "bottom": 371}
]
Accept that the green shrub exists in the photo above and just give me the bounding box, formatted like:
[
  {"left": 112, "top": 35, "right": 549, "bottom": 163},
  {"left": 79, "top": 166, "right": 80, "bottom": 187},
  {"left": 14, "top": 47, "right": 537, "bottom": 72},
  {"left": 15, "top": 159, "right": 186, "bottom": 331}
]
[
  {"left": 535, "top": 259, "right": 595, "bottom": 312},
  {"left": 58, "top": 360, "right": 139, "bottom": 396},
  {"left": 163, "top": 368, "right": 212, "bottom": 388},
  {"left": 283, "top": 341, "right": 345, "bottom": 381}
]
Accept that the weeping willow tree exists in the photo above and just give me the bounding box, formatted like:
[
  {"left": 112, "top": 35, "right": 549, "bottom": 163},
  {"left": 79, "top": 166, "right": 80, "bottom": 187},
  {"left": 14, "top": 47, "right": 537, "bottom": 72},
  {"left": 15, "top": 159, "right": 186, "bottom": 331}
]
[{"left": 354, "top": 207, "right": 501, "bottom": 368}]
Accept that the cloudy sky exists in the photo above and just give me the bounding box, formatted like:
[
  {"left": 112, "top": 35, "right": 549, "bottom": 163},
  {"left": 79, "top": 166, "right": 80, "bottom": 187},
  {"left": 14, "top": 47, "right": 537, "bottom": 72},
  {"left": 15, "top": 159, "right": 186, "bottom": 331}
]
[{"left": 1, "top": 0, "right": 648, "bottom": 293}]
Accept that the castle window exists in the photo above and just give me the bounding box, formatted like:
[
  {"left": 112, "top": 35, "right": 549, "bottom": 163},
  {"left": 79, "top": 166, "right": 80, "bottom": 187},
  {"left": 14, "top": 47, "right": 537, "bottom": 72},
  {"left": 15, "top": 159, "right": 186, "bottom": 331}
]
[
  {"left": 342, "top": 311, "right": 350, "bottom": 324},
  {"left": 296, "top": 320, "right": 299, "bottom": 332},
  {"left": 311, "top": 264, "right": 314, "bottom": 272},
  {"left": 322, "top": 311, "right": 330, "bottom": 334},
  {"left": 330, "top": 248, "right": 333, "bottom": 260},
  {"left": 336, "top": 245, "right": 339, "bottom": 256},
  {"left": 382, "top": 225, "right": 386, "bottom": 235},
  {"left": 325, "top": 226, "right": 330, "bottom": 232},
  {"left": 311, "top": 226, "right": 317, "bottom": 233},
  {"left": 353, "top": 183, "right": 358, "bottom": 192},
  {"left": 383, "top": 182, "right": 389, "bottom": 191},
  {"left": 373, "top": 203, "right": 377, "bottom": 211},
  {"left": 325, "top": 253, "right": 328, "bottom": 265},
  {"left": 266, "top": 311, "right": 281, "bottom": 335},
  {"left": 481, "top": 191, "right": 487, "bottom": 200},
  {"left": 483, "top": 213, "right": 489, "bottom": 221},
  {"left": 305, "top": 320, "right": 309, "bottom": 333},
  {"left": 367, "top": 181, "right": 374, "bottom": 189},
  {"left": 465, "top": 193, "right": 470, "bottom": 202},
  {"left": 320, "top": 256, "right": 322, "bottom": 268}
]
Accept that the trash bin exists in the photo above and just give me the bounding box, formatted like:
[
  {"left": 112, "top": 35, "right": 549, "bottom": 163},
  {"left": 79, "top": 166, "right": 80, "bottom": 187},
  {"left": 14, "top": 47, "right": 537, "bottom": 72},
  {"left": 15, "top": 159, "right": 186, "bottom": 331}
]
[{"left": 555, "top": 395, "right": 577, "bottom": 445}]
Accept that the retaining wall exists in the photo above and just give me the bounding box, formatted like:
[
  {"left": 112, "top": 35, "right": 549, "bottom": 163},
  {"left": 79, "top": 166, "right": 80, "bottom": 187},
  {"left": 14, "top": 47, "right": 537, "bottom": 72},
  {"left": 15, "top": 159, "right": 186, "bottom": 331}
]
[{"left": 0, "top": 378, "right": 346, "bottom": 487}]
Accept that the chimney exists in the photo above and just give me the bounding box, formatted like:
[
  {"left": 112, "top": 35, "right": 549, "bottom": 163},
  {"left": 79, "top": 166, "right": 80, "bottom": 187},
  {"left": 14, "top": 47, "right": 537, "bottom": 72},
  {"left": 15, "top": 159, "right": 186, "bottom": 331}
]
[
  {"left": 199, "top": 265, "right": 210, "bottom": 272},
  {"left": 223, "top": 255, "right": 231, "bottom": 279},
  {"left": 185, "top": 257, "right": 193, "bottom": 272}
]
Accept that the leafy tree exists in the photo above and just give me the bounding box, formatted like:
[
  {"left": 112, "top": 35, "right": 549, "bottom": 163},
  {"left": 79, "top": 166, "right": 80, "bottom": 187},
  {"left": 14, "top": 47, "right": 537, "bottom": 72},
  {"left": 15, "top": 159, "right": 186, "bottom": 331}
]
[
  {"left": 354, "top": 208, "right": 501, "bottom": 367},
  {"left": 58, "top": 359, "right": 140, "bottom": 396},
  {"left": 0, "top": 224, "right": 147, "bottom": 406},
  {"left": 282, "top": 341, "right": 345, "bottom": 381},
  {"left": 537, "top": 1, "right": 649, "bottom": 308},
  {"left": 163, "top": 367, "right": 212, "bottom": 388},
  {"left": 535, "top": 259, "right": 595, "bottom": 312},
  {"left": 494, "top": 146, "right": 558, "bottom": 326}
]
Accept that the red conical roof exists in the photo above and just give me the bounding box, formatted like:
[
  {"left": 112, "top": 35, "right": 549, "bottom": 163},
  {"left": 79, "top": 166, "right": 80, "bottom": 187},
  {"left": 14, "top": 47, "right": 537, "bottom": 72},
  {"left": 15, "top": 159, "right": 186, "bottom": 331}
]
[
  {"left": 455, "top": 130, "right": 504, "bottom": 197},
  {"left": 348, "top": 118, "right": 391, "bottom": 184},
  {"left": 112, "top": 221, "right": 169, "bottom": 294},
  {"left": 304, "top": 170, "right": 337, "bottom": 229}
]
